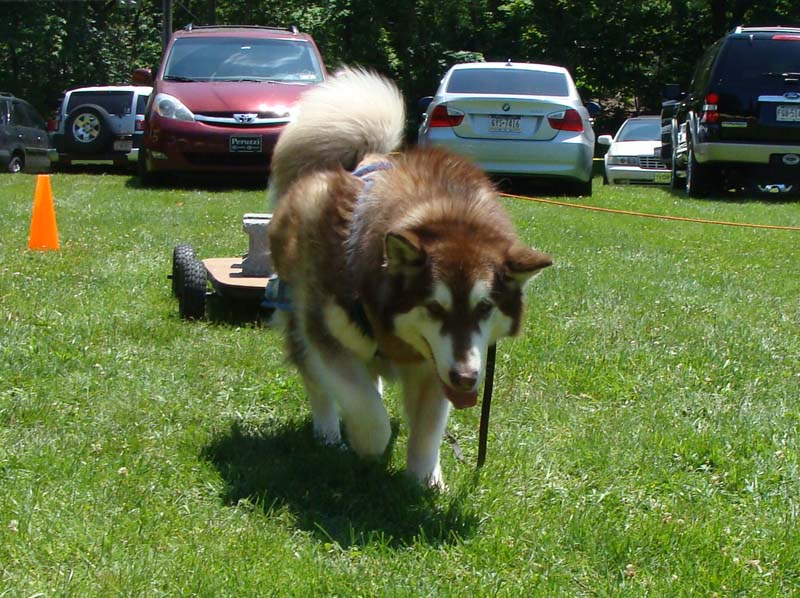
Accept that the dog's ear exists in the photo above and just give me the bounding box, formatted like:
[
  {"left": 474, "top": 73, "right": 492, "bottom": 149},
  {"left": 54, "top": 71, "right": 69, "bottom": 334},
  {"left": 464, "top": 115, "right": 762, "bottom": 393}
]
[
  {"left": 505, "top": 243, "right": 552, "bottom": 284},
  {"left": 384, "top": 231, "right": 426, "bottom": 274}
]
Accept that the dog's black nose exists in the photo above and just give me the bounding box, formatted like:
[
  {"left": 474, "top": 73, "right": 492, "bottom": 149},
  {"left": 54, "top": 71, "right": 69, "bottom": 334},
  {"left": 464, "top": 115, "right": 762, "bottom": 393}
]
[{"left": 449, "top": 367, "right": 478, "bottom": 390}]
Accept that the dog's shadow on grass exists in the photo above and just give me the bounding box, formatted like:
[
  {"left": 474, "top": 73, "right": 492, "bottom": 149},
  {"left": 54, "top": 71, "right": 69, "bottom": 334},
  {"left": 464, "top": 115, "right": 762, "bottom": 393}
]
[{"left": 202, "top": 420, "right": 480, "bottom": 548}]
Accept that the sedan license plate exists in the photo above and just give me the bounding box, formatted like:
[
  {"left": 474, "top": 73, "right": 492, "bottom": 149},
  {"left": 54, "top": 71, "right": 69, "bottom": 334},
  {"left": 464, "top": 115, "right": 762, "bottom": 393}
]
[
  {"left": 113, "top": 140, "right": 133, "bottom": 152},
  {"left": 776, "top": 105, "right": 800, "bottom": 122},
  {"left": 489, "top": 115, "right": 521, "bottom": 133},
  {"left": 654, "top": 172, "right": 672, "bottom": 184},
  {"left": 229, "top": 135, "right": 263, "bottom": 153}
]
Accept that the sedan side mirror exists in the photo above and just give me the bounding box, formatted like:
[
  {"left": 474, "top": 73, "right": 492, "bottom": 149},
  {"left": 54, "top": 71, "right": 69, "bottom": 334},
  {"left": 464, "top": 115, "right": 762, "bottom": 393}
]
[
  {"left": 597, "top": 134, "right": 613, "bottom": 146},
  {"left": 584, "top": 101, "right": 601, "bottom": 118},
  {"left": 418, "top": 96, "right": 434, "bottom": 116}
]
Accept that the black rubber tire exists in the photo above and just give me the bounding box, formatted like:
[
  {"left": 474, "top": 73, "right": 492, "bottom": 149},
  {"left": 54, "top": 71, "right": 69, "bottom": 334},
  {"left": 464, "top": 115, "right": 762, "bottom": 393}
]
[
  {"left": 7, "top": 154, "right": 23, "bottom": 173},
  {"left": 670, "top": 133, "right": 683, "bottom": 190},
  {"left": 137, "top": 148, "right": 164, "bottom": 186},
  {"left": 65, "top": 104, "right": 112, "bottom": 153},
  {"left": 685, "top": 143, "right": 716, "bottom": 198},
  {"left": 572, "top": 178, "right": 593, "bottom": 197},
  {"left": 171, "top": 244, "right": 196, "bottom": 298},
  {"left": 179, "top": 258, "right": 207, "bottom": 320}
]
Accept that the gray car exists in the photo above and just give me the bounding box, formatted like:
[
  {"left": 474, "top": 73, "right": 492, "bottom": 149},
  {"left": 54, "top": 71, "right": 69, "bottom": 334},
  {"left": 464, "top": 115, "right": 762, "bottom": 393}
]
[
  {"left": 0, "top": 92, "right": 50, "bottom": 174},
  {"left": 418, "top": 61, "right": 597, "bottom": 195}
]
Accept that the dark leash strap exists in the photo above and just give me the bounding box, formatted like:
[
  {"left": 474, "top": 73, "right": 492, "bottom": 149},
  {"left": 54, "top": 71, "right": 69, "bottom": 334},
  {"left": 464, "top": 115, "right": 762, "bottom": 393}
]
[{"left": 477, "top": 343, "right": 497, "bottom": 468}]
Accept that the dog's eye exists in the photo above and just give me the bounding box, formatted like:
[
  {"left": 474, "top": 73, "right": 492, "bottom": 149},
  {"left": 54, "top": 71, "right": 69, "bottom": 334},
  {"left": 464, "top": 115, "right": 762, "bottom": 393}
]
[
  {"left": 475, "top": 300, "right": 494, "bottom": 319},
  {"left": 425, "top": 302, "right": 447, "bottom": 319}
]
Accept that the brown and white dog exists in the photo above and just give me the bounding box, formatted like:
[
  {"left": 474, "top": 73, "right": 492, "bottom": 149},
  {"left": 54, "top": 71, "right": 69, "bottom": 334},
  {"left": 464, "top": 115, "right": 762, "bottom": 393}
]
[{"left": 267, "top": 68, "right": 552, "bottom": 488}]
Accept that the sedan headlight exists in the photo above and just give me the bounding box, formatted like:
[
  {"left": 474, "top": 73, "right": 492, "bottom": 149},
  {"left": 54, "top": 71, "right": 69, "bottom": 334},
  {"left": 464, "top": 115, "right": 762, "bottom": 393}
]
[
  {"left": 608, "top": 155, "right": 640, "bottom": 166},
  {"left": 154, "top": 93, "right": 195, "bottom": 122}
]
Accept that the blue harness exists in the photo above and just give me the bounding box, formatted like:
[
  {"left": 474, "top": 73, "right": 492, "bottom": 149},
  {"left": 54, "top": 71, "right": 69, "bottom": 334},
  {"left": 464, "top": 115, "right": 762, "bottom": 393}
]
[{"left": 262, "top": 161, "right": 393, "bottom": 313}]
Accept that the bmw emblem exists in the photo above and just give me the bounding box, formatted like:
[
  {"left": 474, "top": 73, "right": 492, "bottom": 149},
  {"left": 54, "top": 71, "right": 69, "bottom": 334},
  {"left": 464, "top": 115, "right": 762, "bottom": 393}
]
[
  {"left": 502, "top": 103, "right": 511, "bottom": 112},
  {"left": 782, "top": 153, "right": 800, "bottom": 166}
]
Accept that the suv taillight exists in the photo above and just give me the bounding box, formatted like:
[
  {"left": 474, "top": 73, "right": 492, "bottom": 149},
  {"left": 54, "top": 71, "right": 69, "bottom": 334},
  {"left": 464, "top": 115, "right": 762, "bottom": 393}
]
[
  {"left": 701, "top": 93, "right": 720, "bottom": 124},
  {"left": 135, "top": 118, "right": 145, "bottom": 131},
  {"left": 429, "top": 104, "right": 464, "bottom": 128},
  {"left": 46, "top": 116, "right": 58, "bottom": 132},
  {"left": 547, "top": 108, "right": 584, "bottom": 132}
]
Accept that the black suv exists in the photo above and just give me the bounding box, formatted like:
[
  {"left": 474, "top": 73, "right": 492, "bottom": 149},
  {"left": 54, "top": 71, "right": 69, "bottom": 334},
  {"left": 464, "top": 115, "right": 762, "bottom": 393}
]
[
  {"left": 0, "top": 92, "right": 50, "bottom": 173},
  {"left": 662, "top": 26, "right": 800, "bottom": 196}
]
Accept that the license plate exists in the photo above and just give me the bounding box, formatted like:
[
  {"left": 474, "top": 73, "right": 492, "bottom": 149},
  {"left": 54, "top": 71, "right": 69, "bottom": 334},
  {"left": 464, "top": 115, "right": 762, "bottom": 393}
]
[
  {"left": 489, "top": 115, "right": 521, "bottom": 133},
  {"left": 113, "top": 140, "right": 133, "bottom": 152},
  {"left": 776, "top": 105, "right": 800, "bottom": 122},
  {"left": 654, "top": 172, "right": 672, "bottom": 184},
  {"left": 229, "top": 135, "right": 263, "bottom": 153}
]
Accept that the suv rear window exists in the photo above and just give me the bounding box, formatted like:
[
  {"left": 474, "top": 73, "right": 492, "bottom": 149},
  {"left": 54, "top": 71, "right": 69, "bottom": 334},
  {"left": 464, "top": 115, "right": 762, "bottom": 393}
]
[
  {"left": 447, "top": 69, "right": 569, "bottom": 96},
  {"left": 714, "top": 37, "right": 800, "bottom": 94},
  {"left": 67, "top": 91, "right": 134, "bottom": 115},
  {"left": 163, "top": 37, "right": 324, "bottom": 83}
]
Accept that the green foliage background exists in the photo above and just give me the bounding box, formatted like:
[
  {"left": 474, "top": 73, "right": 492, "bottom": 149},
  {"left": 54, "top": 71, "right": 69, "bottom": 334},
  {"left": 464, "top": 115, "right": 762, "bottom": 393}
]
[{"left": 2, "top": 0, "right": 799, "bottom": 128}]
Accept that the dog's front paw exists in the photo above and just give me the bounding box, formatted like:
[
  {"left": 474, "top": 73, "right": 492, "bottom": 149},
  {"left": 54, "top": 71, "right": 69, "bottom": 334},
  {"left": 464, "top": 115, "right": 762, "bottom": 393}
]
[
  {"left": 426, "top": 464, "right": 448, "bottom": 492},
  {"left": 313, "top": 423, "right": 342, "bottom": 447}
]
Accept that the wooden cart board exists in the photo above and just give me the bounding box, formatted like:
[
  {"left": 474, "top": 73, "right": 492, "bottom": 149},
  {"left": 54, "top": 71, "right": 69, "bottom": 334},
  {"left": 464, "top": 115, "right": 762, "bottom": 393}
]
[{"left": 202, "top": 257, "right": 269, "bottom": 301}]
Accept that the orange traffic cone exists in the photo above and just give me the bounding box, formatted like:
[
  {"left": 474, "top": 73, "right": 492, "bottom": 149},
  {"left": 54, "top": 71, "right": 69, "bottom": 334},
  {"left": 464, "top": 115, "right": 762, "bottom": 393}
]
[{"left": 28, "top": 174, "right": 60, "bottom": 251}]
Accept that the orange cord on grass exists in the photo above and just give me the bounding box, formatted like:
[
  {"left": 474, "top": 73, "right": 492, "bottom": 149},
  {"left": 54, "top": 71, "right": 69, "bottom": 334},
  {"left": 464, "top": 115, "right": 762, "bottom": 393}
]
[{"left": 501, "top": 193, "right": 800, "bottom": 232}]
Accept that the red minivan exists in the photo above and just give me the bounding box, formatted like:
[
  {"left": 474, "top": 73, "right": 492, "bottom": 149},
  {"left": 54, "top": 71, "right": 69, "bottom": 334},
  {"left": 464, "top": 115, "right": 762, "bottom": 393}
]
[{"left": 133, "top": 25, "right": 326, "bottom": 184}]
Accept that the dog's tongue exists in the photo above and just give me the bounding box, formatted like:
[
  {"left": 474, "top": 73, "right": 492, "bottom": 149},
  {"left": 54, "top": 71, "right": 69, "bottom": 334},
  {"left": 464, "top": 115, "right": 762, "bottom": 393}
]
[{"left": 443, "top": 385, "right": 478, "bottom": 409}]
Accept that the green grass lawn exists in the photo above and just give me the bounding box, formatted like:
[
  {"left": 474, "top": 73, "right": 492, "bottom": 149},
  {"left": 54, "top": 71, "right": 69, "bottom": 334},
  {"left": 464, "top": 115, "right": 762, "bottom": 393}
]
[{"left": 1, "top": 171, "right": 799, "bottom": 596}]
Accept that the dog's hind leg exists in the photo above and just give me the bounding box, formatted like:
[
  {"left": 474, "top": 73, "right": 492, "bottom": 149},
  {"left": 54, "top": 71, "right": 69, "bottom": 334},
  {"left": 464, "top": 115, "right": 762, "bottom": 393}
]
[
  {"left": 287, "top": 315, "right": 341, "bottom": 445},
  {"left": 397, "top": 363, "right": 451, "bottom": 489},
  {"left": 304, "top": 347, "right": 391, "bottom": 458}
]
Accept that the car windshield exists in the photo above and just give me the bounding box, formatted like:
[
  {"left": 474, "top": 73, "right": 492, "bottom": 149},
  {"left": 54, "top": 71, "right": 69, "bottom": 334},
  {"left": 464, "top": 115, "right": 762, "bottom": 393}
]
[
  {"left": 616, "top": 119, "right": 660, "bottom": 141},
  {"left": 446, "top": 68, "right": 569, "bottom": 96},
  {"left": 163, "top": 37, "right": 324, "bottom": 83}
]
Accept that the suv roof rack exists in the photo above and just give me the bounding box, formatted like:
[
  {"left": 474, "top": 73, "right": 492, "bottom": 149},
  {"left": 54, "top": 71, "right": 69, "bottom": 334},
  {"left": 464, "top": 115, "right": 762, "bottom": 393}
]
[
  {"left": 182, "top": 24, "right": 300, "bottom": 34},
  {"left": 733, "top": 25, "right": 800, "bottom": 34}
]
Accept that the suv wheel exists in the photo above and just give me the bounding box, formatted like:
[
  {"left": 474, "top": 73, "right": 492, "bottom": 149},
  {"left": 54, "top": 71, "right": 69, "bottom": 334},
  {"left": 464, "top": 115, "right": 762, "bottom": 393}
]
[
  {"left": 7, "top": 155, "right": 23, "bottom": 174},
  {"left": 686, "top": 144, "right": 716, "bottom": 198},
  {"left": 65, "top": 104, "right": 112, "bottom": 153}
]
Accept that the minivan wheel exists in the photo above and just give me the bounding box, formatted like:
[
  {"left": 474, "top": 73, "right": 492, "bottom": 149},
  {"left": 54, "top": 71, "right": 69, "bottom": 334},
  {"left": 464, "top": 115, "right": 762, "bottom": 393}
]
[{"left": 137, "top": 148, "right": 164, "bottom": 186}]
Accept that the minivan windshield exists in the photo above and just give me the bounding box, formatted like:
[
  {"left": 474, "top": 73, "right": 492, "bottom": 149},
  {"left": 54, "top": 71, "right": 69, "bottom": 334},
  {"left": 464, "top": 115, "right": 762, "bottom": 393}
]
[
  {"left": 163, "top": 37, "right": 324, "bottom": 83},
  {"left": 446, "top": 68, "right": 569, "bottom": 96}
]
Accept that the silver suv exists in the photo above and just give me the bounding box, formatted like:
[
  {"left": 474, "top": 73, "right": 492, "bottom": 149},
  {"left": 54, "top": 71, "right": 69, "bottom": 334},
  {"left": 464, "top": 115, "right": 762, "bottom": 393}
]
[{"left": 49, "top": 85, "right": 152, "bottom": 168}]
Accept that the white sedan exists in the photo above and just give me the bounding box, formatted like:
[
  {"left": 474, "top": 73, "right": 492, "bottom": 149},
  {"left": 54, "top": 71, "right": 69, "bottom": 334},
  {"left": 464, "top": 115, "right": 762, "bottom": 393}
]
[
  {"left": 598, "top": 116, "right": 671, "bottom": 185},
  {"left": 418, "top": 61, "right": 599, "bottom": 196}
]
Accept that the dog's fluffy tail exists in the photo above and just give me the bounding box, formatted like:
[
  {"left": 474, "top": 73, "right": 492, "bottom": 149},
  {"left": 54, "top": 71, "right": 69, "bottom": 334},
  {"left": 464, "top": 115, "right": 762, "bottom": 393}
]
[{"left": 267, "top": 67, "right": 406, "bottom": 208}]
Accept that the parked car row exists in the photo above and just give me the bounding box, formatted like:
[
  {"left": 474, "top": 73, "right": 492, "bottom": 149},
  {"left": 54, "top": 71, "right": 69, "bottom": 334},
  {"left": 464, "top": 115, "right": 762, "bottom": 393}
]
[{"left": 5, "top": 23, "right": 800, "bottom": 198}]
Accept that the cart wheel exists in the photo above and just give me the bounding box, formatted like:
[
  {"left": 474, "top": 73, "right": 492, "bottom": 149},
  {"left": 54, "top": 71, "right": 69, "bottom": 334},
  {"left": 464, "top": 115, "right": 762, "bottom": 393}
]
[
  {"left": 171, "top": 244, "right": 196, "bottom": 297},
  {"left": 179, "top": 259, "right": 207, "bottom": 320}
]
